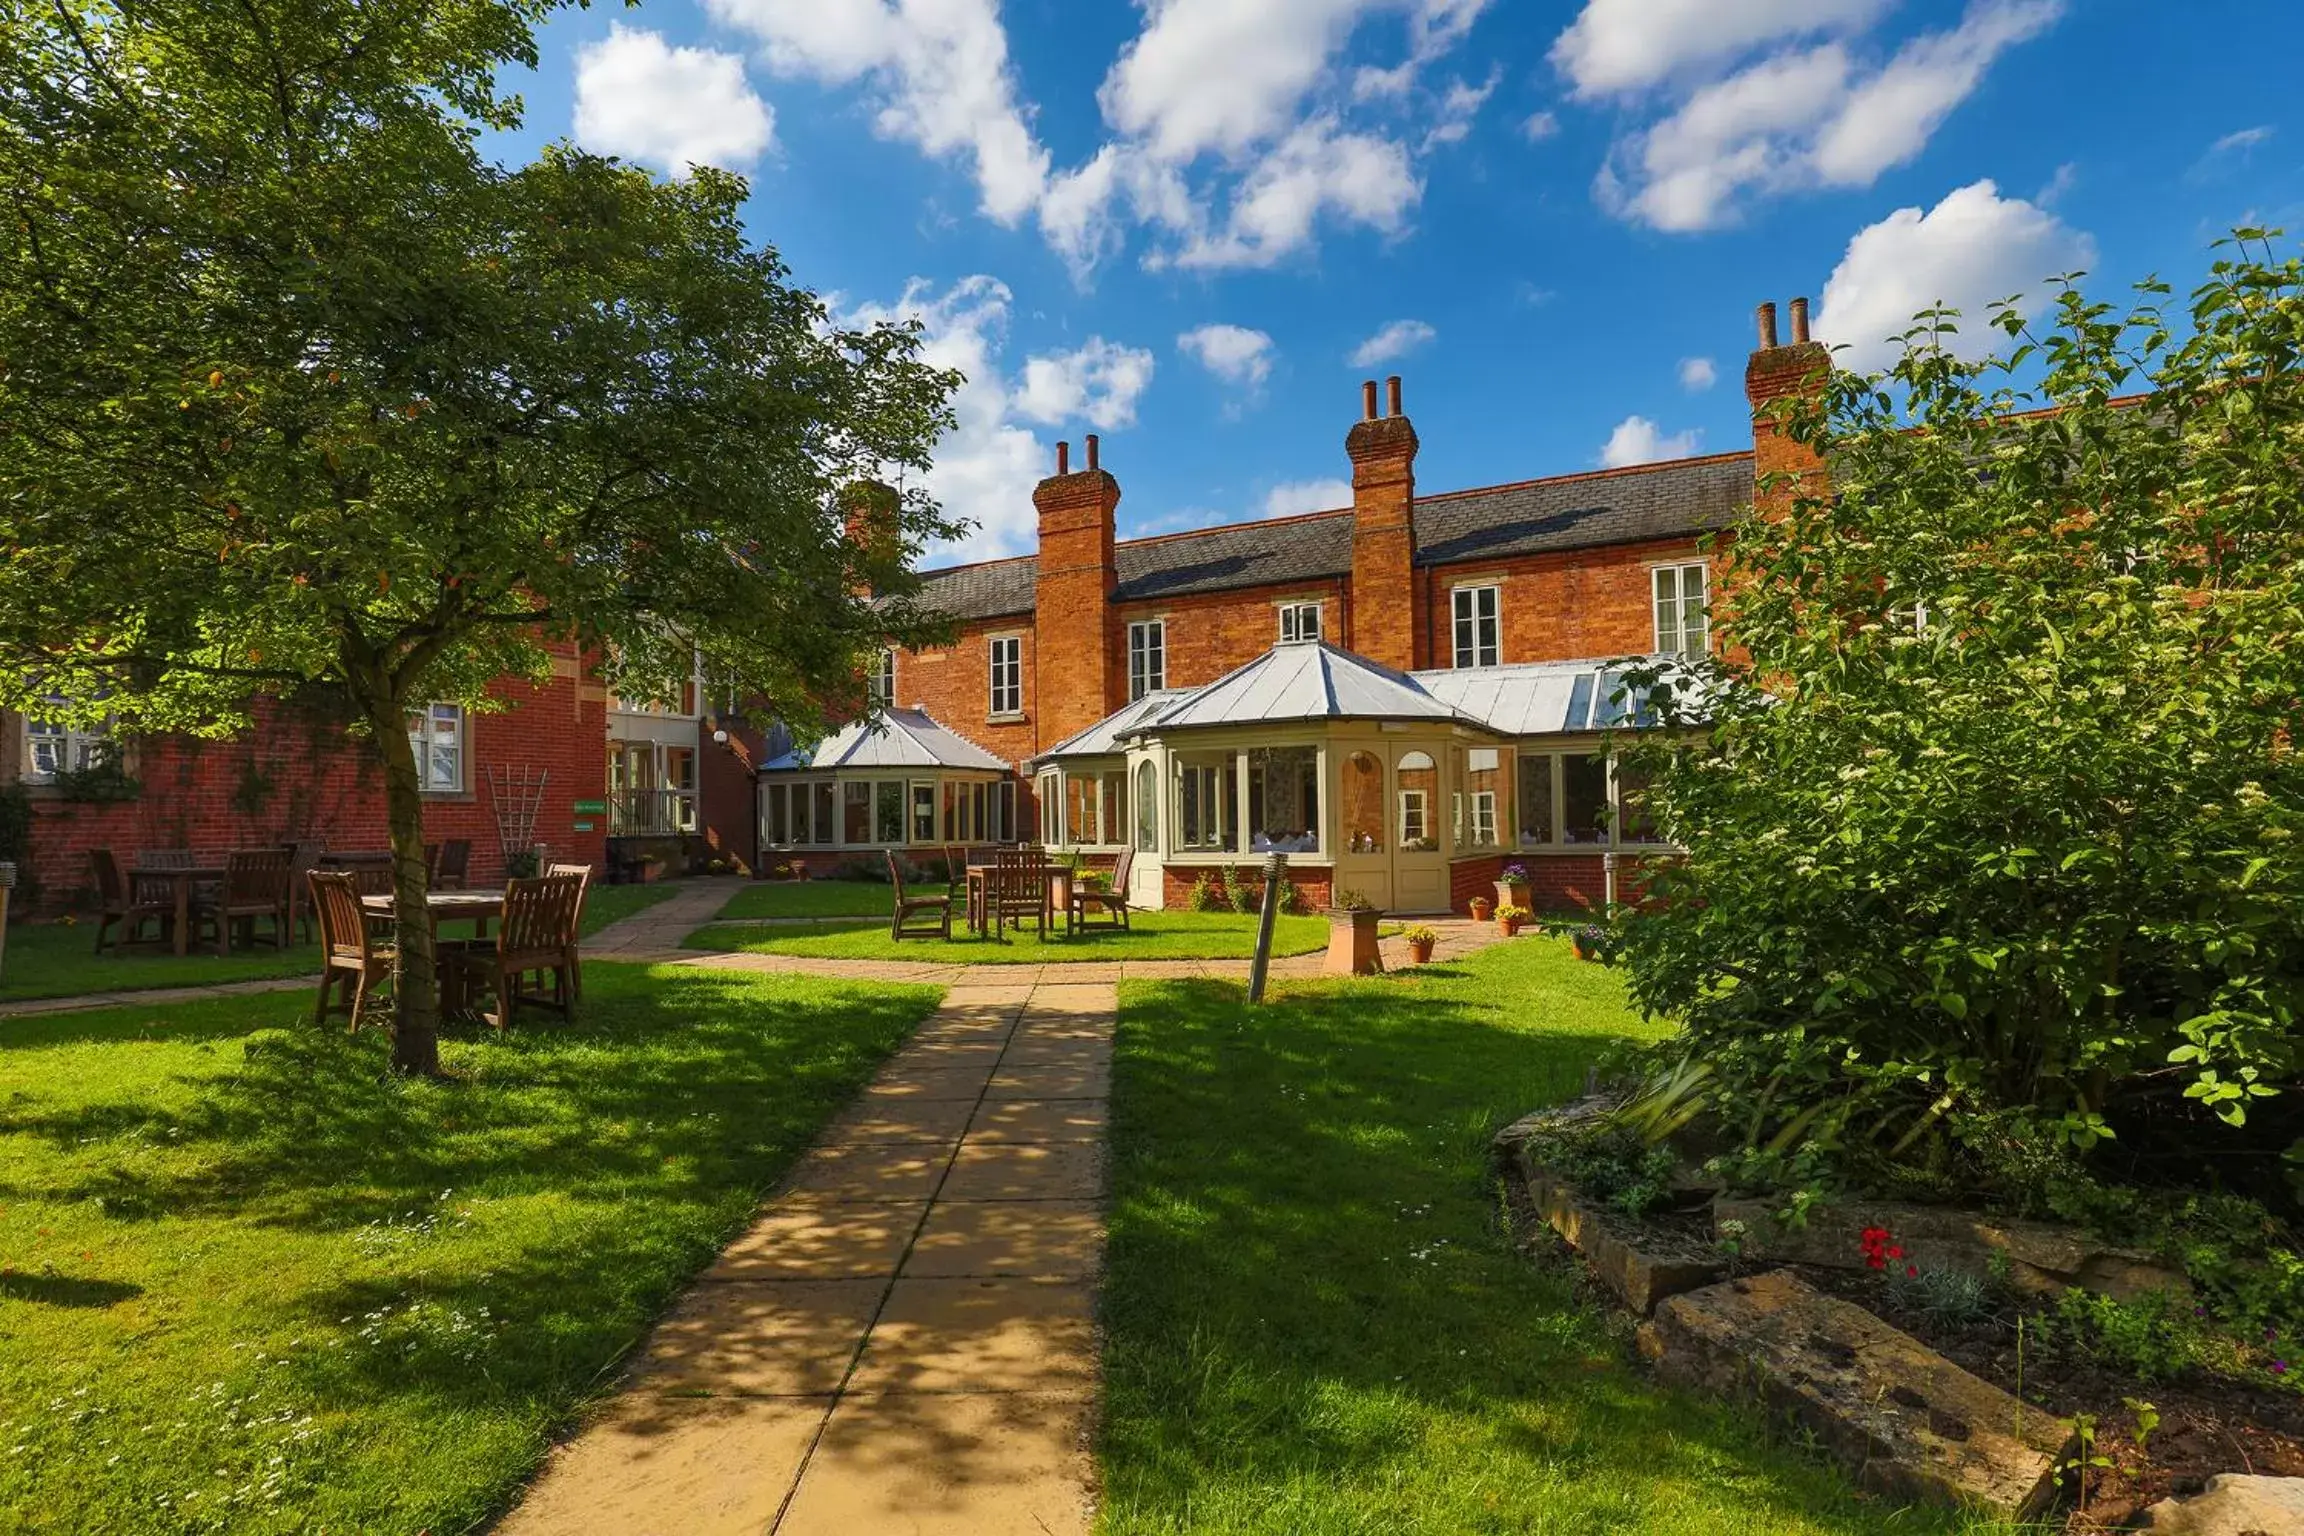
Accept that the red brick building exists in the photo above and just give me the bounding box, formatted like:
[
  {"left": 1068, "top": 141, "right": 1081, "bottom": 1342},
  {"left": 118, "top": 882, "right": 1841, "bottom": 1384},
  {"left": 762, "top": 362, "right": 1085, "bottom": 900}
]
[
  {"left": 1, "top": 642, "right": 610, "bottom": 913},
  {"left": 753, "top": 301, "right": 1830, "bottom": 914}
]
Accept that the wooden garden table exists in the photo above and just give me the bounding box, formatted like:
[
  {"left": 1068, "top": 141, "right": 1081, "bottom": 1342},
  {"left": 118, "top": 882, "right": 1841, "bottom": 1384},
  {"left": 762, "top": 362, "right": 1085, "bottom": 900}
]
[
  {"left": 130, "top": 862, "right": 226, "bottom": 956},
  {"left": 361, "top": 888, "right": 506, "bottom": 1012}
]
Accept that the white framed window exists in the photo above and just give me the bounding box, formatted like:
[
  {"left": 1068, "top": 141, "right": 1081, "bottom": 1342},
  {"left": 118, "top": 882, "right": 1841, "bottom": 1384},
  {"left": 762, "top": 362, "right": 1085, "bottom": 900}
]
[
  {"left": 1452, "top": 585, "right": 1499, "bottom": 668},
  {"left": 408, "top": 703, "right": 465, "bottom": 792},
  {"left": 992, "top": 780, "right": 1017, "bottom": 842},
  {"left": 870, "top": 649, "right": 897, "bottom": 709},
  {"left": 1128, "top": 620, "right": 1165, "bottom": 700},
  {"left": 988, "top": 635, "right": 1023, "bottom": 717},
  {"left": 1038, "top": 770, "right": 1062, "bottom": 845},
  {"left": 22, "top": 697, "right": 113, "bottom": 781},
  {"left": 1175, "top": 756, "right": 1234, "bottom": 851},
  {"left": 1653, "top": 563, "right": 1709, "bottom": 655},
  {"left": 1278, "top": 601, "right": 1321, "bottom": 644}
]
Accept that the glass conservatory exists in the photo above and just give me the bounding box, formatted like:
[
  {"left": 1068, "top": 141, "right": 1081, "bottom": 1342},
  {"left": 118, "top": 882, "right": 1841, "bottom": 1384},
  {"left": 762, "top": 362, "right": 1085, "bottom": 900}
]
[{"left": 756, "top": 707, "right": 1019, "bottom": 858}]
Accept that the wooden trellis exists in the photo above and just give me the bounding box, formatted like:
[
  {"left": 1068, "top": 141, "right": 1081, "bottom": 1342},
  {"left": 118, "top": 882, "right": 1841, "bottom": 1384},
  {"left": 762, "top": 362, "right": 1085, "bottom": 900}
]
[{"left": 484, "top": 764, "right": 549, "bottom": 866}]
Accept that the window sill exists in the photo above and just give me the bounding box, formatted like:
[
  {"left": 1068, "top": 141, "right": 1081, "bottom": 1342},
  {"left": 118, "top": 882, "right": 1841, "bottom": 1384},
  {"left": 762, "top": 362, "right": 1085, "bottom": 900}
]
[
  {"left": 419, "top": 789, "right": 478, "bottom": 804},
  {"left": 986, "top": 712, "right": 1026, "bottom": 725}
]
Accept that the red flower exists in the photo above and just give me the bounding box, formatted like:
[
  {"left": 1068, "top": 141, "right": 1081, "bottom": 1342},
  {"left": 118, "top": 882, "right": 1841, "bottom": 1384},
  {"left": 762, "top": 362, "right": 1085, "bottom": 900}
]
[
  {"left": 1906, "top": 1264, "right": 1919, "bottom": 1278},
  {"left": 1887, "top": 1245, "right": 1904, "bottom": 1260}
]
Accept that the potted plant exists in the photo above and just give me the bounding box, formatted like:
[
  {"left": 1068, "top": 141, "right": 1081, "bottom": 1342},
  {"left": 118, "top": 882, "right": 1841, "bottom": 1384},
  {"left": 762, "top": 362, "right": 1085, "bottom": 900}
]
[
  {"left": 1402, "top": 922, "right": 1438, "bottom": 965},
  {"left": 1495, "top": 861, "right": 1532, "bottom": 912},
  {"left": 1468, "top": 894, "right": 1494, "bottom": 922},
  {"left": 1325, "top": 888, "right": 1386, "bottom": 976},
  {"left": 1495, "top": 902, "right": 1530, "bottom": 937},
  {"left": 1571, "top": 922, "right": 1611, "bottom": 962}
]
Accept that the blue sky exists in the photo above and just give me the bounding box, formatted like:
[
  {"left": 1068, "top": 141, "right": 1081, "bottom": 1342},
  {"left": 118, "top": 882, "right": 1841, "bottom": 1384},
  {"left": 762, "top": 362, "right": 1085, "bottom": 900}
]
[{"left": 493, "top": 0, "right": 2304, "bottom": 566}]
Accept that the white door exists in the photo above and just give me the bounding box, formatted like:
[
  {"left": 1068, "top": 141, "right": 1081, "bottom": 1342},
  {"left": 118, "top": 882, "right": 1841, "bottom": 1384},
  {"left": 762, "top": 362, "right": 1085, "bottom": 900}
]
[
  {"left": 1392, "top": 748, "right": 1449, "bottom": 912},
  {"left": 1127, "top": 758, "right": 1165, "bottom": 908},
  {"left": 1333, "top": 746, "right": 1392, "bottom": 911}
]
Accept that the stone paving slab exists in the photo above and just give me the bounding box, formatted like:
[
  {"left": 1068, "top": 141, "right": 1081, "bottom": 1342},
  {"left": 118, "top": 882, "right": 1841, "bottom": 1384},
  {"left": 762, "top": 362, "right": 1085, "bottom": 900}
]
[
  {"left": 941, "top": 1142, "right": 1105, "bottom": 1201},
  {"left": 963, "top": 1099, "right": 1107, "bottom": 1143},
  {"left": 775, "top": 1392, "right": 1094, "bottom": 1536},
  {"left": 627, "top": 1278, "right": 886, "bottom": 1396},
  {"left": 846, "top": 1278, "right": 1099, "bottom": 1394},
  {"left": 708, "top": 1203, "right": 927, "bottom": 1282},
  {"left": 903, "top": 1202, "right": 1104, "bottom": 1280},
  {"left": 495, "top": 1393, "right": 830, "bottom": 1536}
]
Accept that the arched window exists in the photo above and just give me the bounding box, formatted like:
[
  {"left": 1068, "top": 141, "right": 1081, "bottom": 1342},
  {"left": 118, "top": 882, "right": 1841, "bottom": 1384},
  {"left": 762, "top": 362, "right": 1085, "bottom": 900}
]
[
  {"left": 1396, "top": 750, "right": 1438, "bottom": 851},
  {"left": 1341, "top": 751, "right": 1384, "bottom": 853},
  {"left": 1134, "top": 760, "right": 1158, "bottom": 851}
]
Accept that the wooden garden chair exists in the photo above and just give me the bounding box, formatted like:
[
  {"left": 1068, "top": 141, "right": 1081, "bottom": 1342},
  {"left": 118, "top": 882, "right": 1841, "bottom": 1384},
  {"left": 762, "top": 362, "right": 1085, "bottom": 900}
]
[
  {"left": 547, "top": 862, "right": 594, "bottom": 999},
  {"left": 435, "top": 838, "right": 473, "bottom": 890},
  {"left": 451, "top": 873, "right": 584, "bottom": 1029},
  {"left": 1069, "top": 845, "right": 1134, "bottom": 936},
  {"left": 987, "top": 844, "right": 1046, "bottom": 943},
  {"left": 198, "top": 847, "right": 293, "bottom": 954},
  {"left": 283, "top": 840, "right": 325, "bottom": 943},
  {"left": 886, "top": 850, "right": 952, "bottom": 941},
  {"left": 308, "top": 870, "right": 394, "bottom": 1032},
  {"left": 89, "top": 848, "right": 171, "bottom": 954}
]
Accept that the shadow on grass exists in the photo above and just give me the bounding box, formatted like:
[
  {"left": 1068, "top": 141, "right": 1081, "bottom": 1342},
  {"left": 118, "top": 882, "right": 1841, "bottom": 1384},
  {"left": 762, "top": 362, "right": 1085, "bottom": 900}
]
[
  {"left": 0, "top": 1271, "right": 144, "bottom": 1308},
  {"left": 1097, "top": 959, "right": 1993, "bottom": 1535}
]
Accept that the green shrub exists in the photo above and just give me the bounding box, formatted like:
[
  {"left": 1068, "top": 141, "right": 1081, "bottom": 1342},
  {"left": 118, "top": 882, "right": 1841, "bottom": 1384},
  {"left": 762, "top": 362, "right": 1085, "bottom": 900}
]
[
  {"left": 1615, "top": 241, "right": 2304, "bottom": 1206},
  {"left": 1528, "top": 1126, "right": 1679, "bottom": 1220},
  {"left": 1224, "top": 865, "right": 1260, "bottom": 914},
  {"left": 1187, "top": 872, "right": 1223, "bottom": 913}
]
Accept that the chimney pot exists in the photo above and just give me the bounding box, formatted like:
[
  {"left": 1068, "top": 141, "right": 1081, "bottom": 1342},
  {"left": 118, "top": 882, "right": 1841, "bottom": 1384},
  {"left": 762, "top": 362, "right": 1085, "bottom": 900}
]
[
  {"left": 1361, "top": 379, "right": 1379, "bottom": 420},
  {"left": 1056, "top": 440, "right": 1070, "bottom": 476},
  {"left": 1789, "top": 296, "right": 1811, "bottom": 345},
  {"left": 1085, "top": 433, "right": 1100, "bottom": 471},
  {"left": 1756, "top": 302, "right": 1779, "bottom": 351},
  {"left": 1385, "top": 376, "right": 1403, "bottom": 417}
]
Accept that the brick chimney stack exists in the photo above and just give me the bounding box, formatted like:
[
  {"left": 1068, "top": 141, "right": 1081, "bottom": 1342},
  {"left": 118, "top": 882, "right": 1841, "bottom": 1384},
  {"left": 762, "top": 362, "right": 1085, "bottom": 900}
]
[
  {"left": 1745, "top": 297, "right": 1832, "bottom": 514},
  {"left": 1032, "top": 436, "right": 1122, "bottom": 743},
  {"left": 842, "top": 478, "right": 901, "bottom": 596},
  {"left": 1347, "top": 375, "right": 1419, "bottom": 671}
]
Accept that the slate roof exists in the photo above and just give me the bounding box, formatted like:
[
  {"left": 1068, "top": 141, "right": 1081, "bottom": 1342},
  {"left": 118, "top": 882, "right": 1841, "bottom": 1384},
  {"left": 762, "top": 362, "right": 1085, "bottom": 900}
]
[
  {"left": 907, "top": 452, "right": 1753, "bottom": 624},
  {"left": 760, "top": 707, "right": 1010, "bottom": 773},
  {"left": 1410, "top": 453, "right": 1753, "bottom": 567}
]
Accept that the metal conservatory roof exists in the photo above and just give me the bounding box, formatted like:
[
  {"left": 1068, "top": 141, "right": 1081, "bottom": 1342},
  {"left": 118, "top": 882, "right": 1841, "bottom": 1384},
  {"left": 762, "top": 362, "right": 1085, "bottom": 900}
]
[
  {"left": 760, "top": 707, "right": 1011, "bottom": 773},
  {"left": 1414, "top": 656, "right": 1707, "bottom": 736},
  {"left": 1033, "top": 689, "right": 1193, "bottom": 763},
  {"left": 1120, "top": 640, "right": 1495, "bottom": 737}
]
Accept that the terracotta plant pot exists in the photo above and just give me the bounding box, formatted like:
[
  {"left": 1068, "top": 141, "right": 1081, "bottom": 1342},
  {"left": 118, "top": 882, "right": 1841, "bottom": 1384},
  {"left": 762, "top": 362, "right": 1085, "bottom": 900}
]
[
  {"left": 1468, "top": 898, "right": 1494, "bottom": 922},
  {"left": 1406, "top": 937, "right": 1436, "bottom": 965},
  {"left": 1495, "top": 880, "right": 1531, "bottom": 912},
  {"left": 1497, "top": 916, "right": 1523, "bottom": 937},
  {"left": 1049, "top": 869, "right": 1074, "bottom": 913},
  {"left": 1324, "top": 908, "right": 1386, "bottom": 975}
]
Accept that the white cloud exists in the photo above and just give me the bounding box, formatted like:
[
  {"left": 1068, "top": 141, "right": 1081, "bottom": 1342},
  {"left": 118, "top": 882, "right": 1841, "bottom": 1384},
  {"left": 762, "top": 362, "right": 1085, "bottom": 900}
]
[
  {"left": 573, "top": 24, "right": 774, "bottom": 173},
  {"left": 1349, "top": 319, "right": 1436, "bottom": 368},
  {"left": 1586, "top": 0, "right": 2064, "bottom": 232},
  {"left": 1178, "top": 325, "right": 1276, "bottom": 391},
  {"left": 1103, "top": 0, "right": 1371, "bottom": 163},
  {"left": 1016, "top": 339, "right": 1157, "bottom": 432},
  {"left": 1522, "top": 109, "right": 1561, "bottom": 142},
  {"left": 1815, "top": 179, "right": 2096, "bottom": 372},
  {"left": 1422, "top": 71, "right": 1497, "bottom": 149},
  {"left": 836, "top": 277, "right": 1154, "bottom": 563},
  {"left": 1168, "top": 116, "right": 1421, "bottom": 271},
  {"left": 1678, "top": 356, "right": 1718, "bottom": 391},
  {"left": 2211, "top": 124, "right": 2274, "bottom": 156},
  {"left": 1600, "top": 416, "right": 1702, "bottom": 468},
  {"left": 1262, "top": 478, "right": 1354, "bottom": 518},
  {"left": 1552, "top": 0, "right": 1886, "bottom": 97},
  {"left": 705, "top": 0, "right": 1048, "bottom": 223}
]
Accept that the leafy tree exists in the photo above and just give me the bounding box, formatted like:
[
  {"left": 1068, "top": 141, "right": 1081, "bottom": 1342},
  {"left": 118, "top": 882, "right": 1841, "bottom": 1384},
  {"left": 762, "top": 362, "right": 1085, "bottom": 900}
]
[
  {"left": 0, "top": 0, "right": 960, "bottom": 1072},
  {"left": 1619, "top": 238, "right": 2304, "bottom": 1206}
]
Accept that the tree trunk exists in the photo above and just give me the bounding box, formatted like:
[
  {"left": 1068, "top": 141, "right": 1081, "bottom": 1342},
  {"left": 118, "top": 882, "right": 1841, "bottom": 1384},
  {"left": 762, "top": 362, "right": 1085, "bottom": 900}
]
[{"left": 367, "top": 691, "right": 442, "bottom": 1075}]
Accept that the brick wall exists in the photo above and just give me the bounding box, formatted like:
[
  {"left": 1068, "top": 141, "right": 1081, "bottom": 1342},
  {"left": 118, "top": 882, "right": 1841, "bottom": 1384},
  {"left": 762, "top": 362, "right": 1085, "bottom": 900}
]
[
  {"left": 14, "top": 651, "right": 606, "bottom": 914},
  {"left": 1114, "top": 572, "right": 1351, "bottom": 693},
  {"left": 1420, "top": 531, "right": 1715, "bottom": 666},
  {"left": 696, "top": 719, "right": 763, "bottom": 873},
  {"left": 888, "top": 622, "right": 1040, "bottom": 768},
  {"left": 1160, "top": 862, "right": 1333, "bottom": 913}
]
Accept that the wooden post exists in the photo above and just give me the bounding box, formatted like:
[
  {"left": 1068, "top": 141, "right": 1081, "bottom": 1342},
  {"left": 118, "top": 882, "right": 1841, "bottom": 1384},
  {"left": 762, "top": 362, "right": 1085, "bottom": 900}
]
[
  {"left": 0, "top": 861, "right": 15, "bottom": 983},
  {"left": 1248, "top": 852, "right": 1286, "bottom": 1004}
]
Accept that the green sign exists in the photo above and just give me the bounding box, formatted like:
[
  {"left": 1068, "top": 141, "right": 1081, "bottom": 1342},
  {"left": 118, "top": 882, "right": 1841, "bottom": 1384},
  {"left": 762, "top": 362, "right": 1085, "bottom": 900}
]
[
  {"left": 572, "top": 820, "right": 595, "bottom": 833},
  {"left": 572, "top": 799, "right": 607, "bottom": 815}
]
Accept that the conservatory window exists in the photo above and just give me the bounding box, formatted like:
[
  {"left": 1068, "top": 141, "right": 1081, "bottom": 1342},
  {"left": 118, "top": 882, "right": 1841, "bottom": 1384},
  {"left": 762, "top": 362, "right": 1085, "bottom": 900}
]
[
  {"left": 843, "top": 781, "right": 872, "bottom": 844},
  {"left": 1396, "top": 750, "right": 1439, "bottom": 850},
  {"left": 1134, "top": 760, "right": 1158, "bottom": 852},
  {"left": 1452, "top": 746, "right": 1505, "bottom": 851},
  {"left": 1341, "top": 751, "right": 1384, "bottom": 854},
  {"left": 1176, "top": 756, "right": 1235, "bottom": 851},
  {"left": 1247, "top": 747, "right": 1320, "bottom": 854},
  {"left": 1516, "top": 754, "right": 1555, "bottom": 847},
  {"left": 1563, "top": 755, "right": 1610, "bottom": 845},
  {"left": 874, "top": 781, "right": 905, "bottom": 844},
  {"left": 910, "top": 782, "right": 937, "bottom": 843}
]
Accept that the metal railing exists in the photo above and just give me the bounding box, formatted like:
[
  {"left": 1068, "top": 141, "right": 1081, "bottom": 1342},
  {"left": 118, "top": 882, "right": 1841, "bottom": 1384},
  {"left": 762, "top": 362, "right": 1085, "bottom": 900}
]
[{"left": 608, "top": 788, "right": 696, "bottom": 836}]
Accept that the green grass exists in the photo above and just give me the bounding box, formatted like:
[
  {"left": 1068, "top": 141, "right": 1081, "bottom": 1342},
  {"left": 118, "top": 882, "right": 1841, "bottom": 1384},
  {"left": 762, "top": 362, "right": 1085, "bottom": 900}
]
[
  {"left": 0, "top": 921, "right": 317, "bottom": 1004},
  {"left": 1099, "top": 937, "right": 2006, "bottom": 1535},
  {"left": 685, "top": 909, "right": 1332, "bottom": 965},
  {"left": 0, "top": 962, "right": 939, "bottom": 1535},
  {"left": 577, "top": 881, "right": 681, "bottom": 936},
  {"left": 713, "top": 879, "right": 899, "bottom": 921}
]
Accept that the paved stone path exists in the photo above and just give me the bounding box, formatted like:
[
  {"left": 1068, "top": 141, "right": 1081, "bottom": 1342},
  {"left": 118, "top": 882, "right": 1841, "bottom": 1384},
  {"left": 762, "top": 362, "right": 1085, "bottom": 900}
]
[{"left": 496, "top": 976, "right": 1113, "bottom": 1536}]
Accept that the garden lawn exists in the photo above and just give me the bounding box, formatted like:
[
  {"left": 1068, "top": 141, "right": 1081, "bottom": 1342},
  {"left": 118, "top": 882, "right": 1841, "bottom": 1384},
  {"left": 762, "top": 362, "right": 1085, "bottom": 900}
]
[
  {"left": 0, "top": 962, "right": 939, "bottom": 1535},
  {"left": 685, "top": 909, "right": 1331, "bottom": 965},
  {"left": 712, "top": 879, "right": 896, "bottom": 921},
  {"left": 0, "top": 920, "right": 316, "bottom": 1004},
  {"left": 1100, "top": 937, "right": 2005, "bottom": 1535},
  {"left": 577, "top": 880, "right": 681, "bottom": 936}
]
